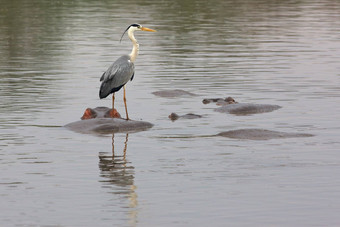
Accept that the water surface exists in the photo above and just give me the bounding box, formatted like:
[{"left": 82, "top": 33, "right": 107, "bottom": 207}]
[{"left": 1, "top": 0, "right": 340, "bottom": 226}]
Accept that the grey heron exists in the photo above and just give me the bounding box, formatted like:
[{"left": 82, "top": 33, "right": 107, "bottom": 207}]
[{"left": 99, "top": 24, "right": 156, "bottom": 120}]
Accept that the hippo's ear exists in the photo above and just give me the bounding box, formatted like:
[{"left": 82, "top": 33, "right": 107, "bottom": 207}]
[
  {"left": 168, "top": 113, "right": 179, "bottom": 121},
  {"left": 104, "top": 109, "right": 121, "bottom": 118},
  {"left": 225, "top": 97, "right": 237, "bottom": 104},
  {"left": 81, "top": 108, "right": 97, "bottom": 120}
]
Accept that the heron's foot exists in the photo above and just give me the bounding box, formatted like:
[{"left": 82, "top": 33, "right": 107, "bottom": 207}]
[{"left": 125, "top": 117, "right": 130, "bottom": 121}]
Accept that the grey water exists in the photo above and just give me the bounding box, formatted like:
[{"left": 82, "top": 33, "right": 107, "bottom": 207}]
[{"left": 1, "top": 0, "right": 340, "bottom": 226}]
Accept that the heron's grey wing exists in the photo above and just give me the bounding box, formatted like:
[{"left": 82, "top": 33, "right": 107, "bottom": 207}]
[
  {"left": 99, "top": 55, "right": 135, "bottom": 99},
  {"left": 100, "top": 61, "right": 119, "bottom": 82}
]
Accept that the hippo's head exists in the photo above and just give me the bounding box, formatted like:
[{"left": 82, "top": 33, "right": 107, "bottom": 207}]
[
  {"left": 65, "top": 107, "right": 152, "bottom": 134},
  {"left": 81, "top": 107, "right": 121, "bottom": 120}
]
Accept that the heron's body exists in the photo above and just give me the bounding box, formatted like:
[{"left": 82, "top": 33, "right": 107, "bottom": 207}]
[
  {"left": 99, "top": 55, "right": 134, "bottom": 99},
  {"left": 99, "top": 24, "right": 156, "bottom": 120}
]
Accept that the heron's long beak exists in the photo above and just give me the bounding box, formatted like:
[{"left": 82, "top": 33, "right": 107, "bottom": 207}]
[{"left": 141, "top": 27, "right": 156, "bottom": 32}]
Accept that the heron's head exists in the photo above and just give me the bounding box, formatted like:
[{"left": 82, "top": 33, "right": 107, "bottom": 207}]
[{"left": 120, "top": 24, "right": 156, "bottom": 42}]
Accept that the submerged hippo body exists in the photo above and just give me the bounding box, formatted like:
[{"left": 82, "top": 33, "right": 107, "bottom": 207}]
[
  {"left": 64, "top": 107, "right": 153, "bottom": 134},
  {"left": 215, "top": 103, "right": 281, "bottom": 115},
  {"left": 152, "top": 89, "right": 196, "bottom": 98},
  {"left": 217, "top": 129, "right": 313, "bottom": 140}
]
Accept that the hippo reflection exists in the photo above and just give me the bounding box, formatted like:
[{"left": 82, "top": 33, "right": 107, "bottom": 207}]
[
  {"left": 217, "top": 129, "right": 313, "bottom": 140},
  {"left": 168, "top": 113, "right": 202, "bottom": 121},
  {"left": 64, "top": 107, "right": 153, "bottom": 134}
]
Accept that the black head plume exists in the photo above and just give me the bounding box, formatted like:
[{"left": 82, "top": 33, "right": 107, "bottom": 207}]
[{"left": 120, "top": 24, "right": 141, "bottom": 42}]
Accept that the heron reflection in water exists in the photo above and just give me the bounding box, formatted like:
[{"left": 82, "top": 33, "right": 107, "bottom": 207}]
[
  {"left": 99, "top": 24, "right": 156, "bottom": 120},
  {"left": 98, "top": 134, "right": 132, "bottom": 184},
  {"left": 98, "top": 133, "right": 138, "bottom": 224}
]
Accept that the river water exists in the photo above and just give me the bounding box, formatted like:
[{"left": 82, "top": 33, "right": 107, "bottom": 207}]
[{"left": 1, "top": 0, "right": 340, "bottom": 226}]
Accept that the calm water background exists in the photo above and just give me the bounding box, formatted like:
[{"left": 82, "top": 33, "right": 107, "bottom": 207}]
[{"left": 1, "top": 0, "right": 340, "bottom": 226}]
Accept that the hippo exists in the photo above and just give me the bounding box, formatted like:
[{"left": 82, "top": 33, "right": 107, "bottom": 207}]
[
  {"left": 152, "top": 89, "right": 196, "bottom": 98},
  {"left": 203, "top": 97, "right": 281, "bottom": 115},
  {"left": 168, "top": 113, "right": 202, "bottom": 121},
  {"left": 217, "top": 129, "right": 313, "bottom": 140},
  {"left": 81, "top": 107, "right": 121, "bottom": 119},
  {"left": 64, "top": 107, "right": 153, "bottom": 134}
]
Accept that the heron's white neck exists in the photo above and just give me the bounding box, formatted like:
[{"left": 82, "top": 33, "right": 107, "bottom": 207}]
[{"left": 128, "top": 29, "right": 139, "bottom": 62}]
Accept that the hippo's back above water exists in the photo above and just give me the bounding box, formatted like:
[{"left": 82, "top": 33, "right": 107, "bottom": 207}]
[
  {"left": 215, "top": 103, "right": 281, "bottom": 115},
  {"left": 65, "top": 118, "right": 153, "bottom": 134}
]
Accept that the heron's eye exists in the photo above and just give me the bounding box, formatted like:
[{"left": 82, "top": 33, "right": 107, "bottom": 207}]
[{"left": 138, "top": 25, "right": 141, "bottom": 29}]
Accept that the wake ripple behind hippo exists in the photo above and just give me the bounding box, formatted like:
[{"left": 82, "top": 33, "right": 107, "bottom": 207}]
[{"left": 152, "top": 89, "right": 196, "bottom": 98}]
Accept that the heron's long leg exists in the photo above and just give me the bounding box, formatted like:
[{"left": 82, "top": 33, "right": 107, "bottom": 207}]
[
  {"left": 112, "top": 93, "right": 115, "bottom": 110},
  {"left": 123, "top": 85, "right": 129, "bottom": 120}
]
